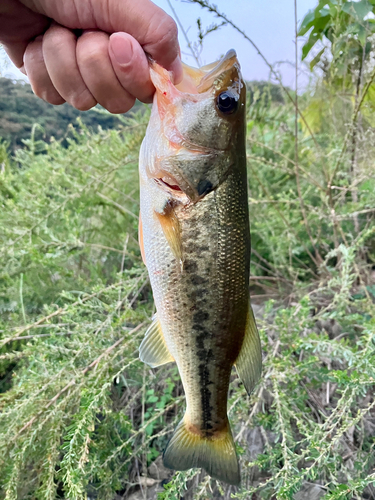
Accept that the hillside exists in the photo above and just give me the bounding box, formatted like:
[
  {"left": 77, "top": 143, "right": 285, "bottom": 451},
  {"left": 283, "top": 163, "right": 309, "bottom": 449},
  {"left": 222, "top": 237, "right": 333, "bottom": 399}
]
[{"left": 0, "top": 77, "right": 143, "bottom": 150}]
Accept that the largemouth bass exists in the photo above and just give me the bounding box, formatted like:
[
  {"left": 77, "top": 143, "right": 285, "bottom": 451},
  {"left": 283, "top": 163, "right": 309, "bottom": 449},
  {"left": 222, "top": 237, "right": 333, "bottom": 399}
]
[{"left": 138, "top": 50, "right": 262, "bottom": 486}]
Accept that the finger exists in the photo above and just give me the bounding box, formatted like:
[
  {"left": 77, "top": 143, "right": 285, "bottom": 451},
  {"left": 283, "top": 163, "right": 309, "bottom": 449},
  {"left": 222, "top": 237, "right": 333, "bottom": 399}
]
[
  {"left": 109, "top": 32, "right": 154, "bottom": 103},
  {"left": 141, "top": 8, "right": 183, "bottom": 83},
  {"left": 76, "top": 30, "right": 136, "bottom": 114},
  {"left": 20, "top": 0, "right": 183, "bottom": 83},
  {"left": 42, "top": 23, "right": 97, "bottom": 111},
  {"left": 23, "top": 37, "right": 65, "bottom": 105},
  {"left": 2, "top": 41, "right": 29, "bottom": 70},
  {"left": 107, "top": 0, "right": 183, "bottom": 83}
]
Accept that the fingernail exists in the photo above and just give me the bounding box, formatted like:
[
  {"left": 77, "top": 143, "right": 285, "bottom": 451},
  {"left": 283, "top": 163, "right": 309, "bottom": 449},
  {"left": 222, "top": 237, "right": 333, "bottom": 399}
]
[
  {"left": 110, "top": 33, "right": 133, "bottom": 66},
  {"left": 169, "top": 55, "right": 183, "bottom": 85}
]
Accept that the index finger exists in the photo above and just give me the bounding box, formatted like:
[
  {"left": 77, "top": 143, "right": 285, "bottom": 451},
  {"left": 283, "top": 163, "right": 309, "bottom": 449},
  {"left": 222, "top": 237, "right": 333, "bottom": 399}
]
[{"left": 103, "top": 0, "right": 181, "bottom": 71}]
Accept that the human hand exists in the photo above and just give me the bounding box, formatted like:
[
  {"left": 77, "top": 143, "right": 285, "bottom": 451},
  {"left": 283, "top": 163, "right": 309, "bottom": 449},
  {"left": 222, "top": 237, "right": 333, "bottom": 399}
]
[{"left": 0, "top": 0, "right": 182, "bottom": 113}]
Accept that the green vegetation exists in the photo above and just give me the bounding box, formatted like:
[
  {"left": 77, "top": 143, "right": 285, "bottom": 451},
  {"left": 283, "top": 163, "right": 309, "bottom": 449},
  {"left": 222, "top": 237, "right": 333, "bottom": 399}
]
[{"left": 0, "top": 1, "right": 375, "bottom": 498}]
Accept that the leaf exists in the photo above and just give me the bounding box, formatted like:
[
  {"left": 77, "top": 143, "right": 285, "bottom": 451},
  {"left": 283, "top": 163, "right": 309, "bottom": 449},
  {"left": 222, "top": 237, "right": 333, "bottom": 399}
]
[
  {"left": 310, "top": 47, "right": 326, "bottom": 70},
  {"left": 302, "top": 33, "right": 321, "bottom": 60},
  {"left": 342, "top": 0, "right": 373, "bottom": 20},
  {"left": 298, "top": 6, "right": 331, "bottom": 36},
  {"left": 298, "top": 10, "right": 316, "bottom": 36},
  {"left": 357, "top": 23, "right": 367, "bottom": 45},
  {"left": 319, "top": 6, "right": 331, "bottom": 17}
]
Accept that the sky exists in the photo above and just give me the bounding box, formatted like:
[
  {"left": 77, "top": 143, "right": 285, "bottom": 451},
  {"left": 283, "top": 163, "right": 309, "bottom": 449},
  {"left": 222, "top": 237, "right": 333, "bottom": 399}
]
[{"left": 1, "top": 0, "right": 319, "bottom": 89}]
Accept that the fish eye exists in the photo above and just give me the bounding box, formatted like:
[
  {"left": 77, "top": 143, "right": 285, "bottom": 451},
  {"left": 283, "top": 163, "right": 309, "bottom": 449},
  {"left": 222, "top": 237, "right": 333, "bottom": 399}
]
[{"left": 216, "top": 91, "right": 238, "bottom": 115}]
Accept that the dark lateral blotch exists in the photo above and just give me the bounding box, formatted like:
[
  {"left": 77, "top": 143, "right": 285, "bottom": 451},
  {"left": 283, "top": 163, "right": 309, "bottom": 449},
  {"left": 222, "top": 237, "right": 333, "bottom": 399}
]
[{"left": 193, "top": 311, "right": 209, "bottom": 323}]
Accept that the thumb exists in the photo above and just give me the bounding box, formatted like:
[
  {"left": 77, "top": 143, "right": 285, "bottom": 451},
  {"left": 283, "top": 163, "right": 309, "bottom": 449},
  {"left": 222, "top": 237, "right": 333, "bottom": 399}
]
[{"left": 106, "top": 0, "right": 183, "bottom": 82}]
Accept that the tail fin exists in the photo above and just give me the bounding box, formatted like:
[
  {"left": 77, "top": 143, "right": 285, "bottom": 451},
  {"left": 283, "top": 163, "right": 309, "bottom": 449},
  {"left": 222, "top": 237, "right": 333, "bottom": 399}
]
[{"left": 163, "top": 417, "right": 240, "bottom": 486}]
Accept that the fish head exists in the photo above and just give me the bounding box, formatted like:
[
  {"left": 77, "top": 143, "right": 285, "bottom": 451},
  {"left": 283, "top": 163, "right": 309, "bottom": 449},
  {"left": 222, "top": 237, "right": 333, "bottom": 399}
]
[{"left": 140, "top": 50, "right": 246, "bottom": 204}]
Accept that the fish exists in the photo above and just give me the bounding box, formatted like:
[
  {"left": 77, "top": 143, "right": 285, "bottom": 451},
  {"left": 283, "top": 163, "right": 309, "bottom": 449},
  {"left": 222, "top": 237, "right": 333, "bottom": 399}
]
[{"left": 138, "top": 50, "right": 262, "bottom": 486}]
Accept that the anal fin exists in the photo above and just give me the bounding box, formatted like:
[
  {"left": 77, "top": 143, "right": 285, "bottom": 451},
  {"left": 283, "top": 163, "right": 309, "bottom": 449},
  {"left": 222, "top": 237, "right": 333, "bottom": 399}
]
[
  {"left": 139, "top": 314, "right": 174, "bottom": 368},
  {"left": 234, "top": 304, "right": 262, "bottom": 395}
]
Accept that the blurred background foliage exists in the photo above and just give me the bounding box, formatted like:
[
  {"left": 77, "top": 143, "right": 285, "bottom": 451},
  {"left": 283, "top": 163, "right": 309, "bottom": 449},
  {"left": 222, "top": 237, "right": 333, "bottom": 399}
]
[
  {"left": 0, "top": 77, "right": 144, "bottom": 151},
  {"left": 0, "top": 0, "right": 375, "bottom": 499}
]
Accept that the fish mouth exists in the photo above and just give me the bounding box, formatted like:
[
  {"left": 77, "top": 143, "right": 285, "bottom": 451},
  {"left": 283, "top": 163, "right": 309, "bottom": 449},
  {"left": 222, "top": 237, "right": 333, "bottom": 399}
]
[
  {"left": 154, "top": 174, "right": 190, "bottom": 201},
  {"left": 177, "top": 49, "right": 239, "bottom": 94},
  {"left": 150, "top": 49, "right": 241, "bottom": 96},
  {"left": 155, "top": 176, "right": 182, "bottom": 193}
]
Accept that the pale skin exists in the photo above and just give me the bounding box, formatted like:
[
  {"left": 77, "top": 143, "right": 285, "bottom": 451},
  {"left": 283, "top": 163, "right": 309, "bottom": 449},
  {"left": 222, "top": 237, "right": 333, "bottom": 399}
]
[{"left": 0, "top": 0, "right": 183, "bottom": 113}]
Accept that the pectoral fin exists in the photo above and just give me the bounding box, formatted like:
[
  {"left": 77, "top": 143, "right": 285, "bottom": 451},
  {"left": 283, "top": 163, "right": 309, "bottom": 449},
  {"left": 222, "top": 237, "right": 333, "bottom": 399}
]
[
  {"left": 154, "top": 209, "right": 183, "bottom": 268},
  {"left": 234, "top": 305, "right": 262, "bottom": 395},
  {"left": 139, "top": 314, "right": 175, "bottom": 368}
]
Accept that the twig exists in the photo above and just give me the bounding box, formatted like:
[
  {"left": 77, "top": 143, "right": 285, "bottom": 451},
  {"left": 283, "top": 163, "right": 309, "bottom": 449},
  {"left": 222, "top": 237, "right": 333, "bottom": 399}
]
[
  {"left": 4, "top": 331, "right": 75, "bottom": 342},
  {"left": 1, "top": 282, "right": 122, "bottom": 346},
  {"left": 250, "top": 165, "right": 320, "bottom": 271},
  {"left": 167, "top": 0, "right": 201, "bottom": 66},
  {"left": 88, "top": 173, "right": 139, "bottom": 205},
  {"left": 0, "top": 323, "right": 71, "bottom": 332},
  {"left": 246, "top": 149, "right": 323, "bottom": 191},
  {"left": 293, "top": 0, "right": 322, "bottom": 265},
  {"left": 235, "top": 340, "right": 281, "bottom": 442},
  {"left": 97, "top": 192, "right": 139, "bottom": 219},
  {"left": 0, "top": 166, "right": 120, "bottom": 255},
  {"left": 19, "top": 273, "right": 26, "bottom": 324},
  {"left": 128, "top": 276, "right": 150, "bottom": 308},
  {"left": 337, "top": 207, "right": 375, "bottom": 220},
  {"left": 250, "top": 276, "right": 287, "bottom": 282}
]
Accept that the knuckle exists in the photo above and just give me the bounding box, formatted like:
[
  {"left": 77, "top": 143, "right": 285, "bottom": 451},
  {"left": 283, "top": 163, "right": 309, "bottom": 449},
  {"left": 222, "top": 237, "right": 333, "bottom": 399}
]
[
  {"left": 145, "top": 16, "right": 179, "bottom": 66},
  {"left": 30, "top": 82, "right": 60, "bottom": 105},
  {"left": 44, "top": 92, "right": 65, "bottom": 106},
  {"left": 158, "top": 18, "right": 178, "bottom": 48},
  {"left": 105, "top": 97, "right": 135, "bottom": 114},
  {"left": 77, "top": 33, "right": 107, "bottom": 65},
  {"left": 69, "top": 89, "right": 96, "bottom": 111}
]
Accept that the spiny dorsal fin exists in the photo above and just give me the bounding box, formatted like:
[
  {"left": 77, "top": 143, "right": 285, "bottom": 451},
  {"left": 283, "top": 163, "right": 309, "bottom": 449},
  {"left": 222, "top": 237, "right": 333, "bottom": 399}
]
[
  {"left": 139, "top": 314, "right": 174, "bottom": 368},
  {"left": 234, "top": 304, "right": 262, "bottom": 395}
]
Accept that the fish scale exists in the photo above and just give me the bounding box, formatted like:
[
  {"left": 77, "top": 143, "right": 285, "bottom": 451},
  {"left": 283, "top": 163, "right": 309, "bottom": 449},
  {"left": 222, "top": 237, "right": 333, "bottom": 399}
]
[{"left": 138, "top": 50, "right": 262, "bottom": 486}]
